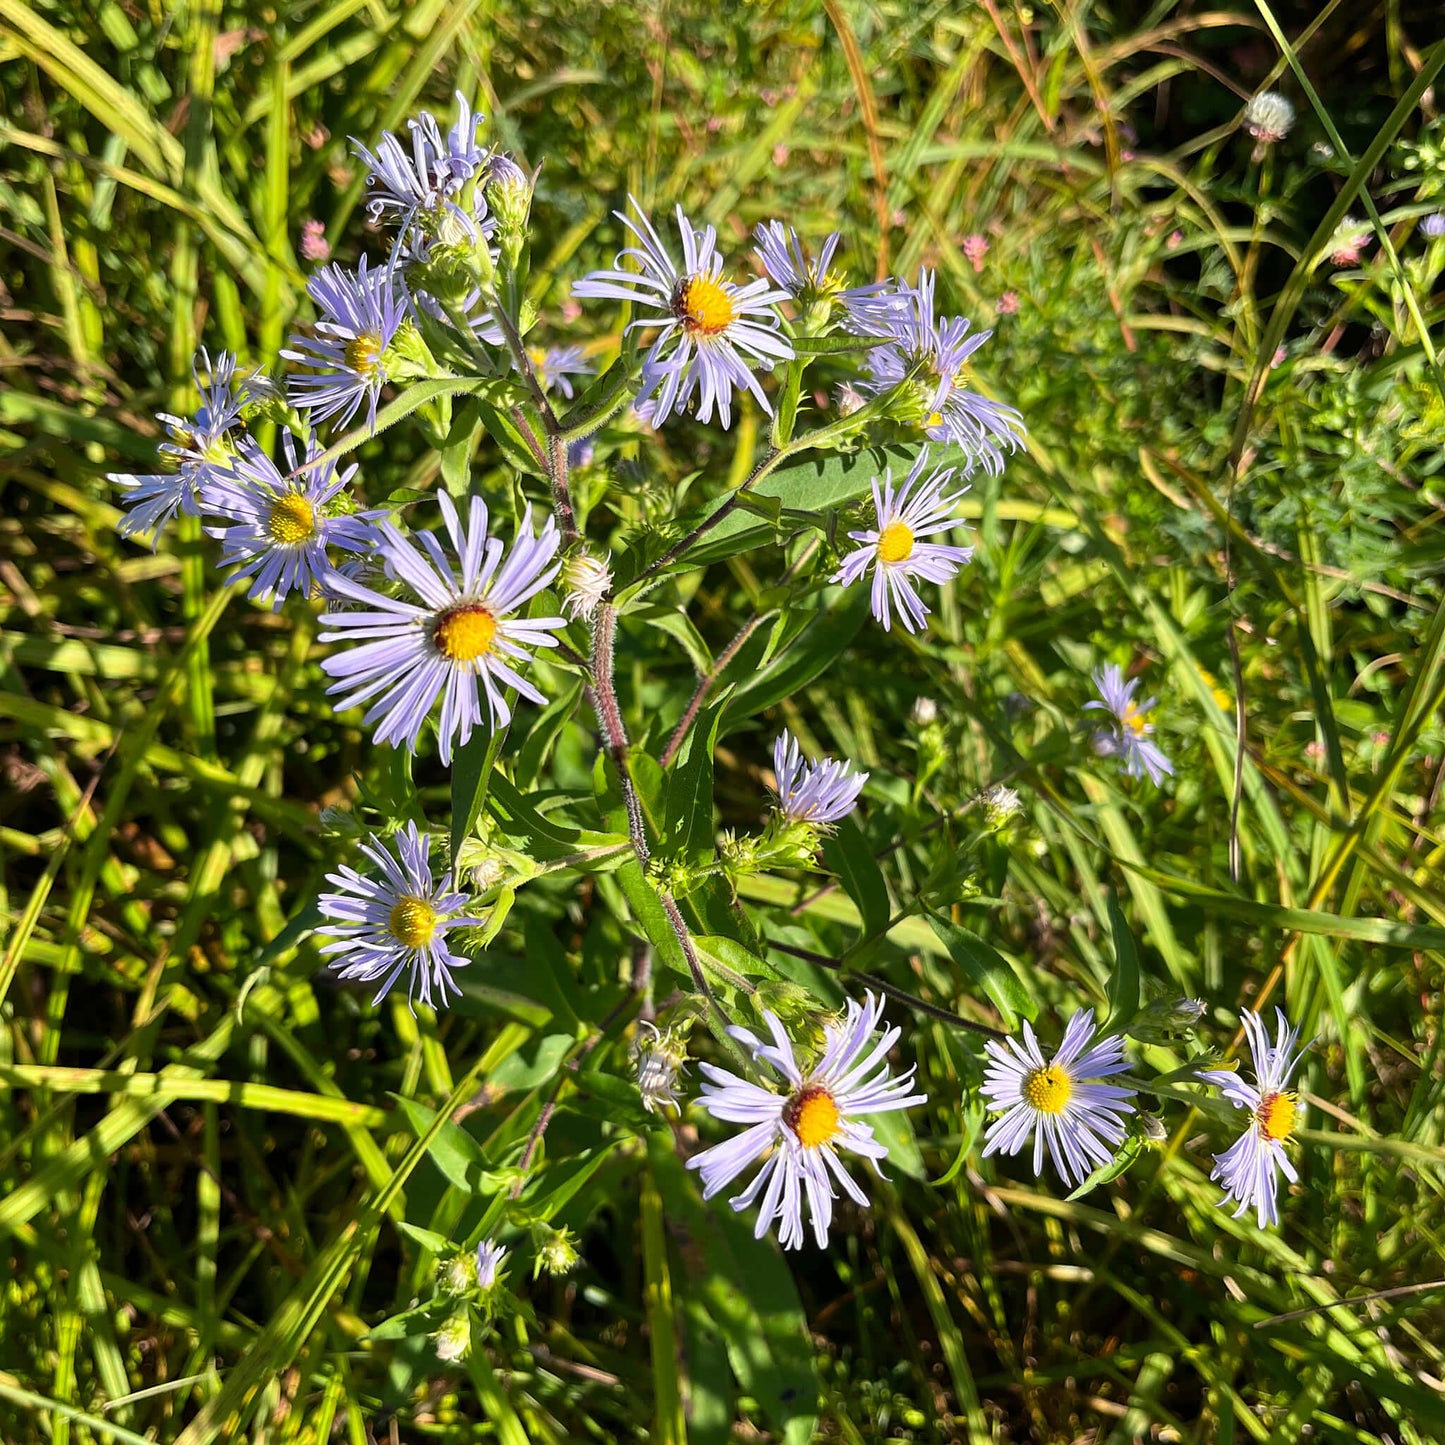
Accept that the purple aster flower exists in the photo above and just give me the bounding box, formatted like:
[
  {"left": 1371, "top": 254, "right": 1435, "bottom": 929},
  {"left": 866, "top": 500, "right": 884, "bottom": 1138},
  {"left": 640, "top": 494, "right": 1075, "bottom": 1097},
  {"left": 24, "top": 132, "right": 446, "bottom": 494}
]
[
  {"left": 282, "top": 257, "right": 408, "bottom": 433},
  {"left": 771, "top": 729, "right": 867, "bottom": 825},
  {"left": 1421, "top": 212, "right": 1445, "bottom": 240},
  {"left": 753, "top": 220, "right": 904, "bottom": 323},
  {"left": 530, "top": 344, "right": 594, "bottom": 400},
  {"left": 981, "top": 1008, "right": 1136, "bottom": 1187},
  {"left": 351, "top": 93, "right": 487, "bottom": 227},
  {"left": 204, "top": 431, "right": 381, "bottom": 609},
  {"left": 831, "top": 451, "right": 974, "bottom": 633},
  {"left": 1199, "top": 1008, "right": 1312, "bottom": 1228},
  {"left": 319, "top": 493, "right": 565, "bottom": 765},
  {"left": 110, "top": 347, "right": 252, "bottom": 546},
  {"left": 317, "top": 821, "right": 482, "bottom": 1010},
  {"left": 860, "top": 270, "right": 1024, "bottom": 475},
  {"left": 572, "top": 198, "right": 793, "bottom": 428},
  {"left": 475, "top": 1238, "right": 507, "bottom": 1288},
  {"left": 1084, "top": 663, "right": 1174, "bottom": 784},
  {"left": 687, "top": 992, "right": 927, "bottom": 1250}
]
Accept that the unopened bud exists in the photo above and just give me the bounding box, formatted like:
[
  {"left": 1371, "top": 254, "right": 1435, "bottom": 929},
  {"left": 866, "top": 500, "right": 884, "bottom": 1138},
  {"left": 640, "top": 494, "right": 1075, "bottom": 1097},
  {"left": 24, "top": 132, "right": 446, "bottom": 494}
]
[
  {"left": 982, "top": 785, "right": 1022, "bottom": 829},
  {"left": 433, "top": 1310, "right": 471, "bottom": 1363},
  {"left": 476, "top": 1239, "right": 507, "bottom": 1290},
  {"left": 532, "top": 1226, "right": 580, "bottom": 1278},
  {"left": 910, "top": 696, "right": 938, "bottom": 726},
  {"left": 439, "top": 1251, "right": 478, "bottom": 1296}
]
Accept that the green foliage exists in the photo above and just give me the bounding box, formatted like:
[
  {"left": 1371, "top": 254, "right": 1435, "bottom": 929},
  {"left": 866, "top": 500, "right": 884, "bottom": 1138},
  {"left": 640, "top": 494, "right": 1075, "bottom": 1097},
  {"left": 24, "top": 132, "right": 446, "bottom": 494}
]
[{"left": 3, "top": 2, "right": 1445, "bottom": 1443}]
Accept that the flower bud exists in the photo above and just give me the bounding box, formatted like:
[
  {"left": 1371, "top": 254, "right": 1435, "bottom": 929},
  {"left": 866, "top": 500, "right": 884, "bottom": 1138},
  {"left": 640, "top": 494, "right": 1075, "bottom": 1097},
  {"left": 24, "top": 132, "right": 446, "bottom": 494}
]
[
  {"left": 476, "top": 1239, "right": 507, "bottom": 1290},
  {"left": 532, "top": 1226, "right": 580, "bottom": 1277},
  {"left": 439, "top": 1251, "right": 478, "bottom": 1296},
  {"left": 982, "top": 785, "right": 1022, "bottom": 830},
  {"left": 910, "top": 696, "right": 938, "bottom": 727},
  {"left": 433, "top": 1310, "right": 471, "bottom": 1363}
]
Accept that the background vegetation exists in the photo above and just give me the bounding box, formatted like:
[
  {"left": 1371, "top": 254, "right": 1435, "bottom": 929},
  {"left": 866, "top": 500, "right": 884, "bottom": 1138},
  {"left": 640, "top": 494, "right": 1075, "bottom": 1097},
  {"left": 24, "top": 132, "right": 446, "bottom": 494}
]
[{"left": 3, "top": 0, "right": 1445, "bottom": 1440}]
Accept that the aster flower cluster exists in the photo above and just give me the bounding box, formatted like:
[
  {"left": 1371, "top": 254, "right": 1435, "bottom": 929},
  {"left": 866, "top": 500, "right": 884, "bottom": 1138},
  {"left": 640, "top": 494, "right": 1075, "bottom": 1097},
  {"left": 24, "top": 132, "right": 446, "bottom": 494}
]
[{"left": 104, "top": 88, "right": 1326, "bottom": 1294}]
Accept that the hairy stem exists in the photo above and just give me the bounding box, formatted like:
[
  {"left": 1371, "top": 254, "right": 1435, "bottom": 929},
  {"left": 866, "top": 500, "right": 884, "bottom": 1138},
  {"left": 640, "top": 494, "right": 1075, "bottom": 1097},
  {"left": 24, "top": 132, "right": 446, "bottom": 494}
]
[
  {"left": 659, "top": 612, "right": 772, "bottom": 768},
  {"left": 590, "top": 605, "right": 717, "bottom": 1006},
  {"left": 548, "top": 429, "right": 580, "bottom": 546}
]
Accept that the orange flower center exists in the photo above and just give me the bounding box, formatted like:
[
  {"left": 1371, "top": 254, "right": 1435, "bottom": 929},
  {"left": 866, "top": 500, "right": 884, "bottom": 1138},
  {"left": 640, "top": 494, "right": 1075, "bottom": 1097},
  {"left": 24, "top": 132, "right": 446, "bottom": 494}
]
[
  {"left": 876, "top": 521, "right": 915, "bottom": 564},
  {"left": 388, "top": 895, "right": 437, "bottom": 948},
  {"left": 1256, "top": 1091, "right": 1297, "bottom": 1142},
  {"left": 1022, "top": 1065, "right": 1072, "bottom": 1114},
  {"left": 784, "top": 1085, "right": 842, "bottom": 1149},
  {"left": 675, "top": 275, "right": 736, "bottom": 336},
  {"left": 433, "top": 602, "right": 498, "bottom": 663}
]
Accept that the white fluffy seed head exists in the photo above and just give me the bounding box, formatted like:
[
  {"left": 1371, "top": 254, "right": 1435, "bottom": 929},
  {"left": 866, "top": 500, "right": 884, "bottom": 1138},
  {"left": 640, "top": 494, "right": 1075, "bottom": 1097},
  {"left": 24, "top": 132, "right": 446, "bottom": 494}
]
[{"left": 1244, "top": 91, "right": 1295, "bottom": 144}]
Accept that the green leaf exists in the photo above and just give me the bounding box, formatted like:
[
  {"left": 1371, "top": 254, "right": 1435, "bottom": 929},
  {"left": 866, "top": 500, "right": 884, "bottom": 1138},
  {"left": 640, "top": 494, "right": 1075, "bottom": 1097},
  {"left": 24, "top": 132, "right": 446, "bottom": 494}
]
[
  {"left": 1104, "top": 890, "right": 1141, "bottom": 1028},
  {"left": 693, "top": 934, "right": 782, "bottom": 989},
  {"left": 451, "top": 727, "right": 507, "bottom": 866},
  {"left": 926, "top": 915, "right": 1036, "bottom": 1028},
  {"left": 649, "top": 1139, "right": 818, "bottom": 1445},
  {"left": 394, "top": 1096, "right": 515, "bottom": 1196},
  {"left": 663, "top": 692, "right": 731, "bottom": 863},
  {"left": 821, "top": 816, "right": 889, "bottom": 940},
  {"left": 488, "top": 1032, "right": 573, "bottom": 1092},
  {"left": 1065, "top": 1136, "right": 1144, "bottom": 1201},
  {"left": 724, "top": 587, "right": 870, "bottom": 726}
]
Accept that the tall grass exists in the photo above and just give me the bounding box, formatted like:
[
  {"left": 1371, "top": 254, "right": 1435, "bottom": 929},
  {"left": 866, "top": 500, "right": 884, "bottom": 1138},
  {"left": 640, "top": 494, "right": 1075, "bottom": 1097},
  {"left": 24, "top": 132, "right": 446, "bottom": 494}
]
[{"left": 2, "top": 1, "right": 1444, "bottom": 1441}]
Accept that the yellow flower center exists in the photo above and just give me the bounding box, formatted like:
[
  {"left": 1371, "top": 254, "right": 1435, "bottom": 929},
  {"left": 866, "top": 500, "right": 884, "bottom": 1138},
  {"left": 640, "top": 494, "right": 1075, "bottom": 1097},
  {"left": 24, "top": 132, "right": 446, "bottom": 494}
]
[
  {"left": 1022, "top": 1065, "right": 1072, "bottom": 1114},
  {"left": 388, "top": 895, "right": 437, "bottom": 948},
  {"left": 433, "top": 602, "right": 498, "bottom": 664},
  {"left": 876, "top": 521, "right": 915, "bottom": 565},
  {"left": 266, "top": 492, "right": 317, "bottom": 545},
  {"left": 344, "top": 331, "right": 384, "bottom": 378},
  {"left": 1121, "top": 701, "right": 1148, "bottom": 737},
  {"left": 1256, "top": 1091, "right": 1297, "bottom": 1142},
  {"left": 675, "top": 275, "right": 736, "bottom": 336},
  {"left": 785, "top": 1085, "right": 842, "bottom": 1149}
]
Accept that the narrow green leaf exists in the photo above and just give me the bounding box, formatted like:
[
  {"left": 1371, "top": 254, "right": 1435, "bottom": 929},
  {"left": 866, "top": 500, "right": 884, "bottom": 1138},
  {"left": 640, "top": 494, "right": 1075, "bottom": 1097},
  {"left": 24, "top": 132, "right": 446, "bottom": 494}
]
[
  {"left": 663, "top": 692, "right": 731, "bottom": 863},
  {"left": 926, "top": 915, "right": 1036, "bottom": 1028},
  {"left": 1105, "top": 890, "right": 1141, "bottom": 1028},
  {"left": 821, "top": 816, "right": 890, "bottom": 940}
]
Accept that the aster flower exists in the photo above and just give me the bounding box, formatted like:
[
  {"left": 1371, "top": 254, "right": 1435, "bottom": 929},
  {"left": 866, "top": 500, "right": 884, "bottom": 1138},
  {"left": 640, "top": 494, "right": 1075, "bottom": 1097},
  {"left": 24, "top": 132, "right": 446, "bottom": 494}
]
[
  {"left": 1243, "top": 91, "right": 1295, "bottom": 146},
  {"left": 771, "top": 730, "right": 867, "bottom": 825},
  {"left": 831, "top": 451, "right": 974, "bottom": 632},
  {"left": 319, "top": 493, "right": 565, "bottom": 765},
  {"left": 111, "top": 347, "right": 251, "bottom": 545},
  {"left": 475, "top": 1238, "right": 507, "bottom": 1289},
  {"left": 1421, "top": 212, "right": 1445, "bottom": 240},
  {"left": 1199, "top": 1008, "right": 1312, "bottom": 1228},
  {"left": 316, "top": 821, "right": 482, "bottom": 1009},
  {"left": 687, "top": 992, "right": 927, "bottom": 1250},
  {"left": 282, "top": 257, "right": 408, "bottom": 433},
  {"left": 204, "top": 432, "right": 380, "bottom": 609},
  {"left": 530, "top": 344, "right": 594, "bottom": 400},
  {"left": 981, "top": 1008, "right": 1136, "bottom": 1187},
  {"left": 858, "top": 269, "right": 1024, "bottom": 474},
  {"left": 1084, "top": 663, "right": 1174, "bottom": 784},
  {"left": 752, "top": 220, "right": 902, "bottom": 321},
  {"left": 572, "top": 198, "right": 793, "bottom": 428},
  {"left": 351, "top": 93, "right": 487, "bottom": 227}
]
